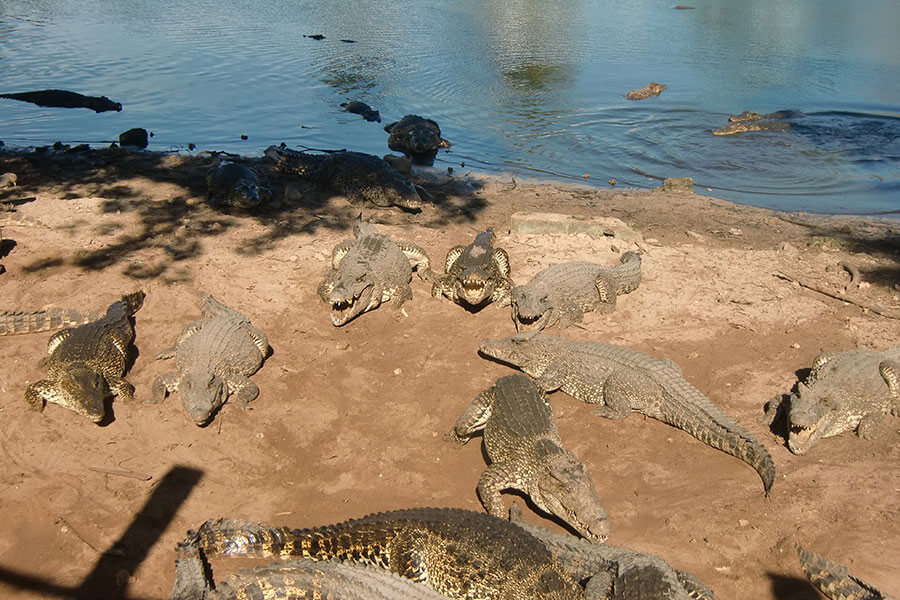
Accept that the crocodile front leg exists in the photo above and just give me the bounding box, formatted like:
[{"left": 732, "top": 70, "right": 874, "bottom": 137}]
[
  {"left": 446, "top": 387, "right": 495, "bottom": 444},
  {"left": 591, "top": 370, "right": 649, "bottom": 419},
  {"left": 880, "top": 360, "right": 900, "bottom": 416},
  {"left": 477, "top": 461, "right": 526, "bottom": 518},
  {"left": 24, "top": 380, "right": 56, "bottom": 411},
  {"left": 151, "top": 371, "right": 178, "bottom": 404},
  {"left": 227, "top": 375, "right": 260, "bottom": 407},
  {"left": 107, "top": 376, "right": 135, "bottom": 401}
]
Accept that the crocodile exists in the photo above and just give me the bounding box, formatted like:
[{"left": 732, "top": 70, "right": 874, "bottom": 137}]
[
  {"left": 383, "top": 115, "right": 451, "bottom": 164},
  {"left": 797, "top": 545, "right": 896, "bottom": 600},
  {"left": 510, "top": 252, "right": 642, "bottom": 331},
  {"left": 432, "top": 229, "right": 513, "bottom": 309},
  {"left": 176, "top": 507, "right": 584, "bottom": 600},
  {"left": 25, "top": 291, "right": 144, "bottom": 423},
  {"left": 318, "top": 218, "right": 431, "bottom": 326},
  {"left": 151, "top": 294, "right": 270, "bottom": 426},
  {"left": 0, "top": 89, "right": 122, "bottom": 112},
  {"left": 264, "top": 145, "right": 423, "bottom": 211},
  {"left": 779, "top": 346, "right": 899, "bottom": 455},
  {"left": 509, "top": 503, "right": 715, "bottom": 600},
  {"left": 341, "top": 100, "right": 382, "bottom": 123},
  {"left": 1, "top": 306, "right": 102, "bottom": 335},
  {"left": 479, "top": 332, "right": 776, "bottom": 495},
  {"left": 728, "top": 110, "right": 797, "bottom": 123},
  {"left": 205, "top": 161, "right": 270, "bottom": 210},
  {"left": 447, "top": 373, "right": 610, "bottom": 541},
  {"left": 171, "top": 550, "right": 451, "bottom": 600},
  {"left": 623, "top": 83, "right": 667, "bottom": 101},
  {"left": 712, "top": 121, "right": 791, "bottom": 136}
]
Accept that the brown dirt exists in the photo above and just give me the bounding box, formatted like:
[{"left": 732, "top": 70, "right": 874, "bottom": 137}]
[{"left": 1, "top": 147, "right": 898, "bottom": 600}]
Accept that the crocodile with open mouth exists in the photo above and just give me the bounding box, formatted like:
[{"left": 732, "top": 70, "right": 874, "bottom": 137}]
[
  {"left": 780, "top": 346, "right": 899, "bottom": 454},
  {"left": 511, "top": 252, "right": 642, "bottom": 331},
  {"left": 318, "top": 219, "right": 431, "bottom": 326},
  {"left": 432, "top": 228, "right": 513, "bottom": 309}
]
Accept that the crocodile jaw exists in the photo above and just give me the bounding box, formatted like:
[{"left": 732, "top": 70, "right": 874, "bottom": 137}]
[
  {"left": 179, "top": 371, "right": 226, "bottom": 426},
  {"left": 57, "top": 365, "right": 108, "bottom": 423},
  {"left": 534, "top": 451, "right": 610, "bottom": 542},
  {"left": 329, "top": 284, "right": 375, "bottom": 326},
  {"left": 787, "top": 395, "right": 833, "bottom": 455},
  {"left": 457, "top": 272, "right": 492, "bottom": 306}
]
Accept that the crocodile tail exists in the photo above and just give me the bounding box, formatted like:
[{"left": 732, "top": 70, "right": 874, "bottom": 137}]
[
  {"left": 797, "top": 546, "right": 888, "bottom": 600},
  {"left": 661, "top": 380, "right": 776, "bottom": 495},
  {"left": 181, "top": 518, "right": 301, "bottom": 559},
  {"left": 105, "top": 291, "right": 145, "bottom": 320},
  {"left": 612, "top": 251, "right": 642, "bottom": 296},
  {"left": 0, "top": 308, "right": 102, "bottom": 335}
]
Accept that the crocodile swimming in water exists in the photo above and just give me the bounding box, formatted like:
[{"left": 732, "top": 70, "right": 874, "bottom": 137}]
[
  {"left": 479, "top": 332, "right": 776, "bottom": 495},
  {"left": 265, "top": 144, "right": 423, "bottom": 210},
  {"left": 447, "top": 373, "right": 610, "bottom": 541},
  {"left": 383, "top": 115, "right": 451, "bottom": 165}
]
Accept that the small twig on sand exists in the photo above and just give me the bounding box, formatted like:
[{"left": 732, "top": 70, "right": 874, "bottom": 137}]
[
  {"left": 773, "top": 271, "right": 900, "bottom": 320},
  {"left": 87, "top": 466, "right": 152, "bottom": 481}
]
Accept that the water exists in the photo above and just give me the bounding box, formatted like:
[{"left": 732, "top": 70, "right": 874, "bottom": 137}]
[{"left": 1, "top": 0, "right": 898, "bottom": 215}]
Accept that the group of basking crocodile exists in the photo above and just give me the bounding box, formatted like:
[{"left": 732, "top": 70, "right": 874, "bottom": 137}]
[{"left": 3, "top": 111, "right": 896, "bottom": 598}]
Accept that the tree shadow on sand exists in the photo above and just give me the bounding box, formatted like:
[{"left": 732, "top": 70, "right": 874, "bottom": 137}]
[
  {"left": 1, "top": 146, "right": 488, "bottom": 280},
  {"left": 0, "top": 465, "right": 203, "bottom": 600}
]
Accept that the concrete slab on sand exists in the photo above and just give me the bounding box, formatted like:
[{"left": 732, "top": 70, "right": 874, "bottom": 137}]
[{"left": 510, "top": 211, "right": 643, "bottom": 243}]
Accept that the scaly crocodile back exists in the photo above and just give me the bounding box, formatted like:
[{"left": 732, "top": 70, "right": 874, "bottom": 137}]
[
  {"left": 797, "top": 546, "right": 895, "bottom": 600},
  {"left": 0, "top": 307, "right": 102, "bottom": 335},
  {"left": 182, "top": 507, "right": 582, "bottom": 600}
]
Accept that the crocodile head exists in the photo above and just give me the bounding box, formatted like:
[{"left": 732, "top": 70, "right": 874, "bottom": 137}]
[
  {"left": 227, "top": 178, "right": 262, "bottom": 209},
  {"left": 532, "top": 440, "right": 610, "bottom": 542},
  {"left": 454, "top": 268, "right": 495, "bottom": 306},
  {"left": 403, "top": 124, "right": 443, "bottom": 155},
  {"left": 786, "top": 382, "right": 844, "bottom": 454},
  {"left": 382, "top": 178, "right": 423, "bottom": 211},
  {"left": 325, "top": 271, "right": 376, "bottom": 326},
  {"left": 55, "top": 363, "right": 109, "bottom": 423},
  {"left": 510, "top": 285, "right": 553, "bottom": 331},
  {"left": 178, "top": 370, "right": 226, "bottom": 426},
  {"left": 479, "top": 331, "right": 548, "bottom": 379}
]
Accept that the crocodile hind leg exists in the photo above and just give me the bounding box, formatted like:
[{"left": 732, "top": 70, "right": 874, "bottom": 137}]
[
  {"left": 855, "top": 412, "right": 885, "bottom": 440},
  {"left": 592, "top": 370, "right": 654, "bottom": 419},
  {"left": 880, "top": 360, "right": 900, "bottom": 416},
  {"left": 446, "top": 387, "right": 494, "bottom": 444}
]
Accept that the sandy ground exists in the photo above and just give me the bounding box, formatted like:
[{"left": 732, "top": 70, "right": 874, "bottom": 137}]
[{"left": 0, "top": 147, "right": 898, "bottom": 600}]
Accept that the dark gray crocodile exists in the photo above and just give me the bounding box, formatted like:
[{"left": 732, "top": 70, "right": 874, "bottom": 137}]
[
  {"left": 509, "top": 503, "right": 715, "bottom": 600},
  {"left": 778, "top": 346, "right": 899, "bottom": 455},
  {"left": 171, "top": 551, "right": 451, "bottom": 600},
  {"left": 25, "top": 291, "right": 144, "bottom": 423},
  {"left": 479, "top": 332, "right": 776, "bottom": 495},
  {"left": 432, "top": 229, "right": 513, "bottom": 309},
  {"left": 797, "top": 546, "right": 896, "bottom": 600},
  {"left": 264, "top": 145, "right": 423, "bottom": 211},
  {"left": 206, "top": 161, "right": 270, "bottom": 210},
  {"left": 318, "top": 219, "right": 431, "bottom": 326},
  {"left": 0, "top": 89, "right": 122, "bottom": 112},
  {"left": 151, "top": 294, "right": 270, "bottom": 426},
  {"left": 447, "top": 373, "right": 610, "bottom": 542},
  {"left": 176, "top": 507, "right": 584, "bottom": 600},
  {"left": 341, "top": 100, "right": 382, "bottom": 123},
  {"left": 383, "top": 115, "right": 451, "bottom": 164},
  {"left": 1, "top": 306, "right": 102, "bottom": 336},
  {"left": 510, "top": 252, "right": 642, "bottom": 331},
  {"left": 624, "top": 83, "right": 667, "bottom": 101}
]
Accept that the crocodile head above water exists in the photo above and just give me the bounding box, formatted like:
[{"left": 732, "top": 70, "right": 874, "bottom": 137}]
[
  {"left": 534, "top": 440, "right": 610, "bottom": 542},
  {"left": 54, "top": 363, "right": 109, "bottom": 423},
  {"left": 786, "top": 383, "right": 841, "bottom": 454},
  {"left": 178, "top": 370, "right": 226, "bottom": 426},
  {"left": 510, "top": 287, "right": 553, "bottom": 331}
]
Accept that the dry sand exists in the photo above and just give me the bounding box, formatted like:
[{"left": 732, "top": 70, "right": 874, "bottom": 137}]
[{"left": 0, "top": 147, "right": 898, "bottom": 599}]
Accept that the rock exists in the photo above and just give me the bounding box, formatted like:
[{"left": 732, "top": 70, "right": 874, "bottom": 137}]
[
  {"left": 660, "top": 177, "right": 694, "bottom": 193},
  {"left": 511, "top": 212, "right": 643, "bottom": 243},
  {"left": 118, "top": 128, "right": 148, "bottom": 148}
]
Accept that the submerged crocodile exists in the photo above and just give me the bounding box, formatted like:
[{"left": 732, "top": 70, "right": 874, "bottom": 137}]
[
  {"left": 0, "top": 89, "right": 122, "bottom": 112},
  {"left": 177, "top": 507, "right": 584, "bottom": 600},
  {"left": 510, "top": 503, "right": 715, "bottom": 600},
  {"left": 447, "top": 373, "right": 610, "bottom": 541},
  {"left": 712, "top": 121, "right": 791, "bottom": 136},
  {"left": 432, "top": 229, "right": 513, "bottom": 309},
  {"left": 265, "top": 145, "right": 422, "bottom": 210},
  {"left": 25, "top": 291, "right": 144, "bottom": 423},
  {"left": 341, "top": 100, "right": 382, "bottom": 123},
  {"left": 480, "top": 332, "right": 776, "bottom": 495},
  {"left": 0, "top": 306, "right": 102, "bottom": 335},
  {"left": 510, "top": 252, "right": 642, "bottom": 331},
  {"left": 778, "top": 346, "right": 899, "bottom": 455},
  {"left": 206, "top": 161, "right": 270, "bottom": 210},
  {"left": 798, "top": 546, "right": 895, "bottom": 600},
  {"left": 151, "top": 294, "right": 270, "bottom": 426},
  {"left": 172, "top": 552, "right": 451, "bottom": 600},
  {"left": 728, "top": 110, "right": 797, "bottom": 123},
  {"left": 624, "top": 83, "right": 667, "bottom": 101},
  {"left": 318, "top": 219, "right": 431, "bottom": 326},
  {"left": 383, "top": 115, "right": 451, "bottom": 164}
]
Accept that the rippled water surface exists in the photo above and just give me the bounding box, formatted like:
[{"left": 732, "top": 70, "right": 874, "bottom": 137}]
[{"left": 1, "top": 0, "right": 898, "bottom": 214}]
